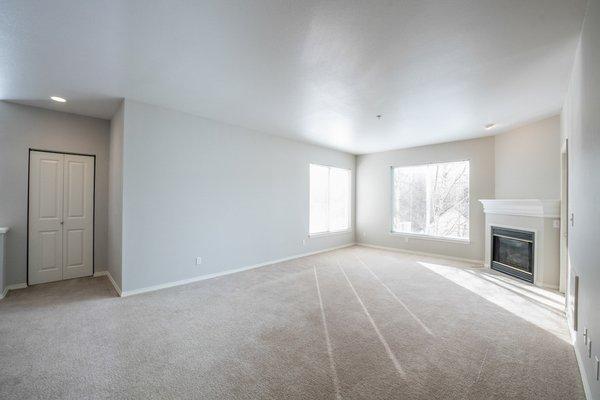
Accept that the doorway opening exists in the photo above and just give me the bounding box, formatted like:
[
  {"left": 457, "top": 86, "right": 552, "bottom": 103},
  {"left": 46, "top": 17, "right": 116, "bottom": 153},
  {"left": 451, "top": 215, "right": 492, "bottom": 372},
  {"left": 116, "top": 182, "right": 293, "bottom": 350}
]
[{"left": 559, "top": 139, "right": 569, "bottom": 309}]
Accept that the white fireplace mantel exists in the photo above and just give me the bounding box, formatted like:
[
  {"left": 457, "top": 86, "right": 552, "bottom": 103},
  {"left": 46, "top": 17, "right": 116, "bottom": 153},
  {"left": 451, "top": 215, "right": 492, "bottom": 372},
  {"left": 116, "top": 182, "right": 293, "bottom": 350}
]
[{"left": 479, "top": 199, "right": 560, "bottom": 218}]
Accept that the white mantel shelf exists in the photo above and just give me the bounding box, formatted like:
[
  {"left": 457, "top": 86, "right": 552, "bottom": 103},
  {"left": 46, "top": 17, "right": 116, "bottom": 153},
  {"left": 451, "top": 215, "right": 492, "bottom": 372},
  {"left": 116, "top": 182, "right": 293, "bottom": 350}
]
[
  {"left": 0, "top": 227, "right": 9, "bottom": 234},
  {"left": 479, "top": 199, "right": 560, "bottom": 218}
]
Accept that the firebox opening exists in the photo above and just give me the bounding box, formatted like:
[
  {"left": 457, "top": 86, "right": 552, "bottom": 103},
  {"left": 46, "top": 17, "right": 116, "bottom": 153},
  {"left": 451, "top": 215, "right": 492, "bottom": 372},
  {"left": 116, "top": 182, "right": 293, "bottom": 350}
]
[{"left": 491, "top": 227, "right": 534, "bottom": 283}]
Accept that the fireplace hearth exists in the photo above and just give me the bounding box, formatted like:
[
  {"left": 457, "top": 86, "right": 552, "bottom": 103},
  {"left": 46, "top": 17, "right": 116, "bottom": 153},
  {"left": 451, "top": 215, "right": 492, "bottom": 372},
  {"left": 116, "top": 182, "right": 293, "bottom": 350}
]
[{"left": 491, "top": 226, "right": 535, "bottom": 283}]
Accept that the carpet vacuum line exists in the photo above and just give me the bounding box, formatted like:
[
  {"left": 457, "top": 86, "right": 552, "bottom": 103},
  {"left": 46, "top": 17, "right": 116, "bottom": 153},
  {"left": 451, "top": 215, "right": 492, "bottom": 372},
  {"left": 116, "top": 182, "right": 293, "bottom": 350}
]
[
  {"left": 337, "top": 259, "right": 407, "bottom": 379},
  {"left": 313, "top": 265, "right": 343, "bottom": 400},
  {"left": 354, "top": 253, "right": 434, "bottom": 336}
]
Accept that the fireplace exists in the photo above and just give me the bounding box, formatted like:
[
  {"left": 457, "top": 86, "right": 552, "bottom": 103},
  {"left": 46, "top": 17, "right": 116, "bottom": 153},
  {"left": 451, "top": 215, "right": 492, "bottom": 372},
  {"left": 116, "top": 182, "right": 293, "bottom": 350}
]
[{"left": 491, "top": 227, "right": 535, "bottom": 283}]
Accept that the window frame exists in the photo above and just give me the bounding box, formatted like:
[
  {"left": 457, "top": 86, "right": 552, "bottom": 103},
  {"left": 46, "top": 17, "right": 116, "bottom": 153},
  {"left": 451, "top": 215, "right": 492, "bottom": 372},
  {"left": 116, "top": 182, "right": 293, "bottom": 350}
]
[
  {"left": 389, "top": 159, "right": 471, "bottom": 243},
  {"left": 309, "top": 163, "right": 352, "bottom": 237}
]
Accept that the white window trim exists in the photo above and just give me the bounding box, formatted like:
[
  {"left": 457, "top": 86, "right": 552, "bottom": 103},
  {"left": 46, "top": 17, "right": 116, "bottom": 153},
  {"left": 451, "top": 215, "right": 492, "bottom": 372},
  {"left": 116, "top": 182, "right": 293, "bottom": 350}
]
[
  {"left": 309, "top": 229, "right": 353, "bottom": 238},
  {"left": 390, "top": 160, "right": 470, "bottom": 242},
  {"left": 309, "top": 163, "right": 353, "bottom": 237},
  {"left": 389, "top": 231, "right": 471, "bottom": 244}
]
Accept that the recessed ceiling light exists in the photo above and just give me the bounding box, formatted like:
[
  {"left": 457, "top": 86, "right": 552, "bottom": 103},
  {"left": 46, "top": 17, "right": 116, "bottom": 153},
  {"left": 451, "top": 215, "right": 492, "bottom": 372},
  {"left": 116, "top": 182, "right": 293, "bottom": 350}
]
[
  {"left": 484, "top": 123, "right": 496, "bottom": 130},
  {"left": 50, "top": 96, "right": 66, "bottom": 103}
]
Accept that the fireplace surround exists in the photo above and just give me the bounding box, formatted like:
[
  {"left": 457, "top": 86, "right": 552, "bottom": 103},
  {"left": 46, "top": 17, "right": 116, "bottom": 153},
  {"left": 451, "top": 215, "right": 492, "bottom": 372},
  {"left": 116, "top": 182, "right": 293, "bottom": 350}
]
[{"left": 480, "top": 199, "right": 561, "bottom": 290}]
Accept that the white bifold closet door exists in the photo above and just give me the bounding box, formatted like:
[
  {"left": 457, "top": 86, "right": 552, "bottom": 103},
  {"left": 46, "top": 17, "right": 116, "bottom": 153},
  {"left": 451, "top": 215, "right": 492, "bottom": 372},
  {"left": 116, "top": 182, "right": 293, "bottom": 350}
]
[{"left": 28, "top": 151, "right": 94, "bottom": 285}]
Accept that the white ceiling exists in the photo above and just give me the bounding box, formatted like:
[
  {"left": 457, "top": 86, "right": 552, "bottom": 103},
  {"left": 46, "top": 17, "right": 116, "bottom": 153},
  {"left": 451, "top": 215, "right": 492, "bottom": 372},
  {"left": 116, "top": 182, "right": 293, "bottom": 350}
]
[{"left": 1, "top": 0, "right": 586, "bottom": 154}]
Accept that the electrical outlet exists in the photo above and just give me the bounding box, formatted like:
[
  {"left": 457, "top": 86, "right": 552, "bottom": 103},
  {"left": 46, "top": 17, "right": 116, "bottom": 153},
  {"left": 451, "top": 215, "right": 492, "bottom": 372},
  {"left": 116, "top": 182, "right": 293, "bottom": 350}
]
[
  {"left": 302, "top": 238, "right": 307, "bottom": 245},
  {"left": 362, "top": 232, "right": 366, "bottom": 238},
  {"left": 404, "top": 236, "right": 409, "bottom": 243},
  {"left": 196, "top": 257, "right": 202, "bottom": 266}
]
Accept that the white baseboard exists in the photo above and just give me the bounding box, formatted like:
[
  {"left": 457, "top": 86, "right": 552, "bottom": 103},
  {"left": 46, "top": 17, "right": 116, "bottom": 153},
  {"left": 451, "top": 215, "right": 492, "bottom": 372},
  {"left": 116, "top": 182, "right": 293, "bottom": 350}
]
[
  {"left": 93, "top": 270, "right": 122, "bottom": 297},
  {"left": 357, "top": 242, "right": 483, "bottom": 265},
  {"left": 0, "top": 283, "right": 28, "bottom": 300},
  {"left": 121, "top": 243, "right": 356, "bottom": 297},
  {"left": 570, "top": 328, "right": 592, "bottom": 400},
  {"left": 537, "top": 282, "right": 560, "bottom": 291},
  {"left": 8, "top": 283, "right": 27, "bottom": 290}
]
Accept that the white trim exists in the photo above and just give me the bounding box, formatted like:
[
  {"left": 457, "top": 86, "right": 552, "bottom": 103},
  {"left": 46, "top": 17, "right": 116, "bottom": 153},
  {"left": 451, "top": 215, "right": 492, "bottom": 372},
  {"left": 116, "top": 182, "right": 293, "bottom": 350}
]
[
  {"left": 479, "top": 199, "right": 560, "bottom": 218},
  {"left": 106, "top": 272, "right": 122, "bottom": 296},
  {"left": 121, "top": 243, "right": 356, "bottom": 297},
  {"left": 570, "top": 327, "right": 592, "bottom": 400},
  {"left": 357, "top": 243, "right": 483, "bottom": 265},
  {"left": 93, "top": 270, "right": 122, "bottom": 296},
  {"left": 0, "top": 282, "right": 28, "bottom": 300},
  {"left": 0, "top": 227, "right": 9, "bottom": 234},
  {"left": 537, "top": 282, "right": 559, "bottom": 291},
  {"left": 309, "top": 230, "right": 353, "bottom": 238},
  {"left": 7, "top": 283, "right": 27, "bottom": 290},
  {"left": 309, "top": 164, "right": 353, "bottom": 236},
  {"left": 559, "top": 139, "right": 569, "bottom": 294},
  {"left": 389, "top": 231, "right": 470, "bottom": 244}
]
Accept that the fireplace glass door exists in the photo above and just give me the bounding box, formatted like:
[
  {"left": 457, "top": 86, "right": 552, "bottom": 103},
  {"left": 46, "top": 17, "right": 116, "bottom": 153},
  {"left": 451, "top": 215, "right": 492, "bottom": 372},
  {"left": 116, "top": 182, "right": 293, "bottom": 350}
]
[{"left": 491, "top": 227, "right": 534, "bottom": 283}]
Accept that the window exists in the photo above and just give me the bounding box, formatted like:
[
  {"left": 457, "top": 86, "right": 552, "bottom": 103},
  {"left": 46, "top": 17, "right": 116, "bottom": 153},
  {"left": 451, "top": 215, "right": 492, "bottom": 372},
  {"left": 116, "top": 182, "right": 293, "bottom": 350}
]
[
  {"left": 310, "top": 164, "right": 351, "bottom": 235},
  {"left": 392, "top": 160, "right": 469, "bottom": 240}
]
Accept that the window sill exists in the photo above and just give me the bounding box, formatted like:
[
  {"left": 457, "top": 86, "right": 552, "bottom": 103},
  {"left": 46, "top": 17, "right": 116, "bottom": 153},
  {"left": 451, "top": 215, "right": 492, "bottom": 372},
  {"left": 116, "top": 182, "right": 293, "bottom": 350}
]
[
  {"left": 389, "top": 232, "right": 470, "bottom": 244},
  {"left": 309, "top": 230, "right": 353, "bottom": 238}
]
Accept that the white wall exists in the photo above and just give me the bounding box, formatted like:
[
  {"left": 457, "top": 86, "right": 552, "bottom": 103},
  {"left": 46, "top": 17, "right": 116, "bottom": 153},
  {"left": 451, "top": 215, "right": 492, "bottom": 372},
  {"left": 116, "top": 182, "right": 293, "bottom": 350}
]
[
  {"left": 561, "top": 0, "right": 600, "bottom": 397},
  {"left": 118, "top": 100, "right": 355, "bottom": 292},
  {"left": 356, "top": 137, "right": 495, "bottom": 262},
  {"left": 107, "top": 101, "right": 124, "bottom": 290},
  {"left": 494, "top": 115, "right": 561, "bottom": 199},
  {"left": 0, "top": 102, "right": 110, "bottom": 286}
]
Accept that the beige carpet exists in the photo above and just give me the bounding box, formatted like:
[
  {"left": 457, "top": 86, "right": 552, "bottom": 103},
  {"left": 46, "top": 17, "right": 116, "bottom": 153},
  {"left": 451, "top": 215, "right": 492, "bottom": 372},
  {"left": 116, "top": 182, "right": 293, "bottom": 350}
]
[{"left": 0, "top": 246, "right": 584, "bottom": 399}]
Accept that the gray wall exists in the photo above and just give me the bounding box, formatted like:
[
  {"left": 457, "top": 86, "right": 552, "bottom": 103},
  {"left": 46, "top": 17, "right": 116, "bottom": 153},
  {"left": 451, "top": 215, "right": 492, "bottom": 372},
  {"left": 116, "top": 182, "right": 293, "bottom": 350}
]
[
  {"left": 119, "top": 100, "right": 355, "bottom": 292},
  {"left": 108, "top": 101, "right": 124, "bottom": 290},
  {"left": 0, "top": 102, "right": 110, "bottom": 285},
  {"left": 356, "top": 136, "right": 495, "bottom": 262},
  {"left": 561, "top": 0, "right": 600, "bottom": 397},
  {"left": 494, "top": 115, "right": 561, "bottom": 199}
]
